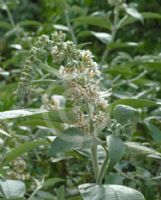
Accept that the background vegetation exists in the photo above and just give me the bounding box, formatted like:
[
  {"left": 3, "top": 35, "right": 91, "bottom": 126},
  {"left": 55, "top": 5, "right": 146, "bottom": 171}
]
[{"left": 0, "top": 0, "right": 161, "bottom": 199}]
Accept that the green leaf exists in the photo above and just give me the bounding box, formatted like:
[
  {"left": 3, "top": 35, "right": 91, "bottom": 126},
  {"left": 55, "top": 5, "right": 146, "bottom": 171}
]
[
  {"left": 0, "top": 109, "right": 75, "bottom": 124},
  {"left": 145, "top": 121, "right": 161, "bottom": 142},
  {"left": 106, "top": 135, "right": 125, "bottom": 170},
  {"left": 0, "top": 109, "right": 48, "bottom": 120},
  {"left": 105, "top": 173, "right": 123, "bottom": 185},
  {"left": 138, "top": 61, "right": 161, "bottom": 72},
  {"left": 54, "top": 0, "right": 70, "bottom": 11},
  {"left": 56, "top": 185, "right": 65, "bottom": 200},
  {"left": 42, "top": 178, "right": 64, "bottom": 189},
  {"left": 0, "top": 128, "right": 11, "bottom": 137},
  {"left": 125, "top": 142, "right": 161, "bottom": 159},
  {"left": 73, "top": 15, "right": 112, "bottom": 30},
  {"left": 108, "top": 42, "right": 139, "bottom": 50},
  {"left": 142, "top": 12, "right": 161, "bottom": 19},
  {"left": 40, "top": 64, "right": 60, "bottom": 78},
  {"left": 4, "top": 139, "right": 48, "bottom": 164},
  {"left": 113, "top": 104, "right": 139, "bottom": 125},
  {"left": 5, "top": 26, "right": 22, "bottom": 38},
  {"left": 78, "top": 184, "right": 145, "bottom": 200},
  {"left": 105, "top": 65, "right": 133, "bottom": 76},
  {"left": 129, "top": 55, "right": 161, "bottom": 72},
  {"left": 110, "top": 98, "right": 156, "bottom": 111},
  {"left": 31, "top": 109, "right": 75, "bottom": 124},
  {"left": 0, "top": 138, "right": 4, "bottom": 148},
  {"left": 53, "top": 24, "right": 69, "bottom": 32},
  {"left": 17, "top": 119, "right": 64, "bottom": 130},
  {"left": 119, "top": 12, "right": 161, "bottom": 27},
  {"left": 49, "top": 128, "right": 100, "bottom": 156},
  {"left": 0, "top": 1, "right": 7, "bottom": 10},
  {"left": 0, "top": 22, "right": 12, "bottom": 30},
  {"left": 125, "top": 7, "right": 143, "bottom": 21},
  {"left": 91, "top": 32, "right": 111, "bottom": 44},
  {"left": 0, "top": 179, "right": 26, "bottom": 199},
  {"left": 18, "top": 20, "right": 41, "bottom": 27},
  {"left": 36, "top": 191, "right": 56, "bottom": 200}
]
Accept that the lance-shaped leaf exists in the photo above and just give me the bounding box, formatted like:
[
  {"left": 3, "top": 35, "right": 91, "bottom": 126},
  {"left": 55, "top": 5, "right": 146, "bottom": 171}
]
[
  {"left": 119, "top": 12, "right": 161, "bottom": 28},
  {"left": 4, "top": 139, "right": 48, "bottom": 165},
  {"left": 78, "top": 184, "right": 145, "bottom": 200},
  {"left": 42, "top": 178, "right": 64, "bottom": 189},
  {"left": 125, "top": 7, "right": 143, "bottom": 21},
  {"left": 0, "top": 128, "right": 11, "bottom": 137},
  {"left": 125, "top": 142, "right": 161, "bottom": 159},
  {"left": 106, "top": 135, "right": 125, "bottom": 170},
  {"left": 54, "top": 0, "right": 70, "bottom": 11},
  {"left": 145, "top": 120, "right": 161, "bottom": 142},
  {"left": 91, "top": 32, "right": 112, "bottom": 44},
  {"left": 0, "top": 109, "right": 49, "bottom": 120},
  {"left": 0, "top": 109, "right": 75, "bottom": 124},
  {"left": 110, "top": 98, "right": 156, "bottom": 111},
  {"left": 73, "top": 15, "right": 112, "bottom": 30}
]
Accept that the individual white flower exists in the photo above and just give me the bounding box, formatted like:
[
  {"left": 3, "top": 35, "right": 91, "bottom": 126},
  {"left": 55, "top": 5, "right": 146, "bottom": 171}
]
[
  {"left": 51, "top": 45, "right": 58, "bottom": 55},
  {"left": 51, "top": 95, "right": 66, "bottom": 108}
]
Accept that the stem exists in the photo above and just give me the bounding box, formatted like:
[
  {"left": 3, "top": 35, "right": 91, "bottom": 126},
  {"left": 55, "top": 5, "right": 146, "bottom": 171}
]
[
  {"left": 100, "top": 4, "right": 120, "bottom": 67},
  {"left": 27, "top": 179, "right": 44, "bottom": 200},
  {"left": 2, "top": 0, "right": 20, "bottom": 38},
  {"left": 91, "top": 145, "right": 99, "bottom": 182},
  {"left": 87, "top": 103, "right": 99, "bottom": 182},
  {"left": 28, "top": 186, "right": 41, "bottom": 200},
  {"left": 89, "top": 5, "right": 120, "bottom": 182},
  {"left": 97, "top": 147, "right": 109, "bottom": 184},
  {"left": 64, "top": 10, "right": 77, "bottom": 44}
]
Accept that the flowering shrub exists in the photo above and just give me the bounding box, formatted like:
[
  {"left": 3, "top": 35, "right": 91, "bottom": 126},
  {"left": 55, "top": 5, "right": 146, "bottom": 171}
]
[
  {"left": 0, "top": 31, "right": 148, "bottom": 199},
  {"left": 0, "top": 0, "right": 161, "bottom": 199}
]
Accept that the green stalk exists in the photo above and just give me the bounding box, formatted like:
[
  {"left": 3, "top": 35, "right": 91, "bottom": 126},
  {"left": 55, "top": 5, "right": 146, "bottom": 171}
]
[
  {"left": 28, "top": 185, "right": 42, "bottom": 200},
  {"left": 64, "top": 10, "right": 77, "bottom": 45},
  {"left": 91, "top": 145, "right": 99, "bottom": 182},
  {"left": 87, "top": 103, "right": 99, "bottom": 182},
  {"left": 100, "top": 4, "right": 120, "bottom": 67},
  {"left": 97, "top": 147, "right": 109, "bottom": 184},
  {"left": 2, "top": 0, "right": 20, "bottom": 38}
]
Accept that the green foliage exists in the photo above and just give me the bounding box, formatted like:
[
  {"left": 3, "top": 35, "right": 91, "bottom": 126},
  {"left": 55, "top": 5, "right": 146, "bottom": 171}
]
[
  {"left": 79, "top": 184, "right": 145, "bottom": 200},
  {"left": 0, "top": 0, "right": 161, "bottom": 199},
  {"left": 0, "top": 179, "right": 26, "bottom": 199},
  {"left": 49, "top": 128, "right": 100, "bottom": 156},
  {"left": 113, "top": 104, "right": 139, "bottom": 125},
  {"left": 4, "top": 139, "right": 48, "bottom": 165},
  {"left": 106, "top": 135, "right": 125, "bottom": 170}
]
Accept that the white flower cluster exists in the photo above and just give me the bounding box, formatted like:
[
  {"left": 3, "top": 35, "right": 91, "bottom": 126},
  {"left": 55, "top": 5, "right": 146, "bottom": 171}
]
[
  {"left": 49, "top": 33, "right": 110, "bottom": 134},
  {"left": 19, "top": 32, "right": 110, "bottom": 134},
  {"left": 7, "top": 158, "right": 30, "bottom": 181}
]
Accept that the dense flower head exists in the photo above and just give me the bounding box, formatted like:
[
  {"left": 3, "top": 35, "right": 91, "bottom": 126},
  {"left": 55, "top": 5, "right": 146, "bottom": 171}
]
[{"left": 18, "top": 31, "right": 110, "bottom": 134}]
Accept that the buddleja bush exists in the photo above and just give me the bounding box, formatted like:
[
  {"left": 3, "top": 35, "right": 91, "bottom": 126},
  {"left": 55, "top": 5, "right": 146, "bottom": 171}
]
[{"left": 0, "top": 31, "right": 149, "bottom": 199}]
